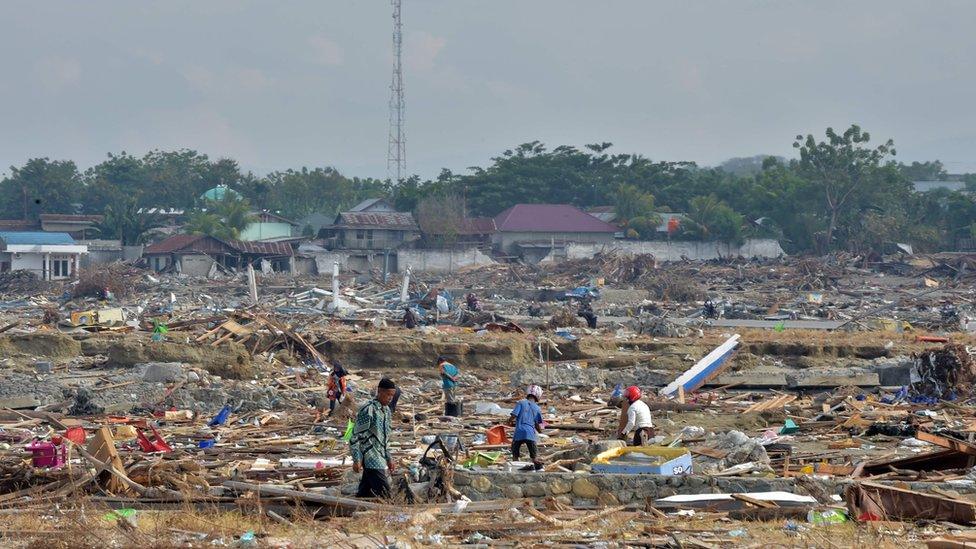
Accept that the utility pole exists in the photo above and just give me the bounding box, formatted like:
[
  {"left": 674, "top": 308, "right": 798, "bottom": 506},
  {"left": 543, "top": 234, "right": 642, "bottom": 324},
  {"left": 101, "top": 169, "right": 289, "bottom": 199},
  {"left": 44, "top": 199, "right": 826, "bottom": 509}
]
[{"left": 387, "top": 0, "right": 406, "bottom": 183}]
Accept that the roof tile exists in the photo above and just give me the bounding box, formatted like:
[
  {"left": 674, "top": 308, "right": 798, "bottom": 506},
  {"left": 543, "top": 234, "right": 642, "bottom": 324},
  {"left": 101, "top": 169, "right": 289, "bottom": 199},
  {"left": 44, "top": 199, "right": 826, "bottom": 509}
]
[{"left": 494, "top": 204, "right": 619, "bottom": 233}]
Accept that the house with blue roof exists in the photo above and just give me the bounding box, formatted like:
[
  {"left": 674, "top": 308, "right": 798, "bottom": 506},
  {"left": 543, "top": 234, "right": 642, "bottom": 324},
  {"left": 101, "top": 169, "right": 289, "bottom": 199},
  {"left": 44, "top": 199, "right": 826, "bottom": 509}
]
[{"left": 0, "top": 232, "right": 88, "bottom": 280}]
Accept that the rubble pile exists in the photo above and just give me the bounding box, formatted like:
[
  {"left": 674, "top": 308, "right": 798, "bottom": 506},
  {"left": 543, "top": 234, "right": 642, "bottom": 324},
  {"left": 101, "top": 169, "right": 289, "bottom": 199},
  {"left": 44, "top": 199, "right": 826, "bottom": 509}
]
[
  {"left": 0, "top": 251, "right": 973, "bottom": 545},
  {"left": 71, "top": 263, "right": 146, "bottom": 298},
  {"left": 0, "top": 270, "right": 46, "bottom": 296},
  {"left": 910, "top": 343, "right": 976, "bottom": 400}
]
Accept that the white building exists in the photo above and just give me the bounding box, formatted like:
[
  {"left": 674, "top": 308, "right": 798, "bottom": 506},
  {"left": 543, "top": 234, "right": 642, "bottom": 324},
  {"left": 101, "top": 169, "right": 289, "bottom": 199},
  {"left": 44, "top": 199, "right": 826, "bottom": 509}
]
[{"left": 0, "top": 232, "right": 88, "bottom": 280}]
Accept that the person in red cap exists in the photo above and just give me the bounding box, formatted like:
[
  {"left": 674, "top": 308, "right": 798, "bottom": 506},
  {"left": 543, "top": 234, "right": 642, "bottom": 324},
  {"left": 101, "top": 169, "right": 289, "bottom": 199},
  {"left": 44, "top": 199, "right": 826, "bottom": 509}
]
[{"left": 618, "top": 386, "right": 654, "bottom": 446}]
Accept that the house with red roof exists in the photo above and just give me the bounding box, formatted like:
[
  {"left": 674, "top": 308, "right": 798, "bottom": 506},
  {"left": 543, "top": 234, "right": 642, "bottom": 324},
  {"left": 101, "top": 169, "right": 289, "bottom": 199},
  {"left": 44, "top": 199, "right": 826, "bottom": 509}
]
[{"left": 492, "top": 204, "right": 618, "bottom": 261}]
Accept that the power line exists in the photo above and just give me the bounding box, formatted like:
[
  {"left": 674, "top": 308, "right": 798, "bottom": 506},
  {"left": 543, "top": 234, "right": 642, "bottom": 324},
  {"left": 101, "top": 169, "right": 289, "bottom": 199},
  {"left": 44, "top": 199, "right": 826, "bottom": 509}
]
[{"left": 387, "top": 0, "right": 406, "bottom": 183}]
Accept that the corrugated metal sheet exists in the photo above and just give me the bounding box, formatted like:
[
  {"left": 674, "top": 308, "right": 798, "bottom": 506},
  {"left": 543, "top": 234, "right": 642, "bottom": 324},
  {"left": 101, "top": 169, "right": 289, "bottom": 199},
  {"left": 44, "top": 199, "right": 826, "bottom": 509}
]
[
  {"left": 144, "top": 234, "right": 207, "bottom": 254},
  {"left": 336, "top": 212, "right": 418, "bottom": 230},
  {"left": 229, "top": 239, "right": 293, "bottom": 256},
  {"left": 0, "top": 231, "right": 76, "bottom": 245},
  {"left": 144, "top": 234, "right": 293, "bottom": 256}
]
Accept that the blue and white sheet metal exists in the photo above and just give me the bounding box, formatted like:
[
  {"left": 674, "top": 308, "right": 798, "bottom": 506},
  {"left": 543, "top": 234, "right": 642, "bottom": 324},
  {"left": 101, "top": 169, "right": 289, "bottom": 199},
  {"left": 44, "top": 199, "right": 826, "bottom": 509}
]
[{"left": 659, "top": 334, "right": 740, "bottom": 397}]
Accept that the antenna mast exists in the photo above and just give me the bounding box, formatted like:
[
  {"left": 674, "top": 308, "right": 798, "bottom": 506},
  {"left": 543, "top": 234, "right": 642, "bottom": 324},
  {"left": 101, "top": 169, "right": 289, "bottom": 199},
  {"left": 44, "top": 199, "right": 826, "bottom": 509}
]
[{"left": 387, "top": 0, "right": 406, "bottom": 182}]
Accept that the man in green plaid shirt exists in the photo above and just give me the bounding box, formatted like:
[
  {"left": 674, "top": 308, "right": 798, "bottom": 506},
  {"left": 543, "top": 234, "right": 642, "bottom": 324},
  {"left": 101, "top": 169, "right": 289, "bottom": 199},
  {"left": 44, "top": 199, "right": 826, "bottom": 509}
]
[{"left": 351, "top": 378, "right": 398, "bottom": 498}]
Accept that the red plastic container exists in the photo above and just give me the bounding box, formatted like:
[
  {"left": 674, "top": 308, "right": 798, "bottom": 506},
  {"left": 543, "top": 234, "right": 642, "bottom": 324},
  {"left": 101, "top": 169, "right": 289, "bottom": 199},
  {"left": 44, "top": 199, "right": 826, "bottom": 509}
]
[{"left": 486, "top": 425, "right": 509, "bottom": 445}]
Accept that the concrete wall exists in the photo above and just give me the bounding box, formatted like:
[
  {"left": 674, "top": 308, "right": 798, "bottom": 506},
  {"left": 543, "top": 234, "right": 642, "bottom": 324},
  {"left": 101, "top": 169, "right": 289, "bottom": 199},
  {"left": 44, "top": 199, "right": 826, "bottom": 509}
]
[
  {"left": 293, "top": 256, "right": 317, "bottom": 276},
  {"left": 313, "top": 251, "right": 391, "bottom": 274},
  {"left": 81, "top": 249, "right": 122, "bottom": 267},
  {"left": 309, "top": 248, "right": 493, "bottom": 274},
  {"left": 563, "top": 238, "right": 785, "bottom": 262},
  {"left": 239, "top": 221, "right": 293, "bottom": 242},
  {"left": 398, "top": 248, "right": 496, "bottom": 273},
  {"left": 7, "top": 252, "right": 80, "bottom": 280},
  {"left": 493, "top": 231, "right": 615, "bottom": 254},
  {"left": 453, "top": 470, "right": 802, "bottom": 505},
  {"left": 122, "top": 245, "right": 144, "bottom": 261},
  {"left": 338, "top": 228, "right": 414, "bottom": 250},
  {"left": 176, "top": 254, "right": 215, "bottom": 277}
]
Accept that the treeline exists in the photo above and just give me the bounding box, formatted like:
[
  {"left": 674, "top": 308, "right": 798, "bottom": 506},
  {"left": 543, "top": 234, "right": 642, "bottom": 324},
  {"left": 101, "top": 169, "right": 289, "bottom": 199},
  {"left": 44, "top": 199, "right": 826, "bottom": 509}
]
[{"left": 2, "top": 124, "right": 975, "bottom": 253}]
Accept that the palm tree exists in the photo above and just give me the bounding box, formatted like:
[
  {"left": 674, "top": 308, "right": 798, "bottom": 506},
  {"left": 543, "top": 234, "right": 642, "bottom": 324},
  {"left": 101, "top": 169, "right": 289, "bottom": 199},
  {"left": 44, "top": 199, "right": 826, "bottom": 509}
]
[
  {"left": 100, "top": 197, "right": 163, "bottom": 245},
  {"left": 213, "top": 193, "right": 258, "bottom": 239},
  {"left": 184, "top": 193, "right": 257, "bottom": 241}
]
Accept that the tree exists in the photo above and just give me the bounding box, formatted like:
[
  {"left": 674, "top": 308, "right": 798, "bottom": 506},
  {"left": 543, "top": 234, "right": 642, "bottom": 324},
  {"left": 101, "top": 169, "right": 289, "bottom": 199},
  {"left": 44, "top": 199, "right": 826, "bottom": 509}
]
[
  {"left": 613, "top": 184, "right": 660, "bottom": 235},
  {"left": 0, "top": 158, "right": 82, "bottom": 219},
  {"left": 793, "top": 125, "right": 896, "bottom": 251},
  {"left": 99, "top": 197, "right": 163, "bottom": 245},
  {"left": 898, "top": 160, "right": 948, "bottom": 181},
  {"left": 84, "top": 152, "right": 148, "bottom": 214},
  {"left": 718, "top": 155, "right": 786, "bottom": 177},
  {"left": 184, "top": 193, "right": 257, "bottom": 240},
  {"left": 416, "top": 193, "right": 466, "bottom": 247},
  {"left": 253, "top": 167, "right": 385, "bottom": 219},
  {"left": 682, "top": 194, "right": 744, "bottom": 243},
  {"left": 184, "top": 211, "right": 231, "bottom": 240}
]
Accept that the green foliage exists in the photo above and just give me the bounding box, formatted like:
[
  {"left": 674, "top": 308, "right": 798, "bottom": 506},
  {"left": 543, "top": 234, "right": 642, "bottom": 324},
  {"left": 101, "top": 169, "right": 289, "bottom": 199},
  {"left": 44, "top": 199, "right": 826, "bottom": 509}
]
[
  {"left": 99, "top": 197, "right": 163, "bottom": 245},
  {"left": 899, "top": 160, "right": 948, "bottom": 181},
  {"left": 246, "top": 167, "right": 386, "bottom": 220},
  {"left": 718, "top": 155, "right": 786, "bottom": 177},
  {"left": 0, "top": 158, "right": 82, "bottom": 219},
  {"left": 627, "top": 216, "right": 659, "bottom": 239},
  {"left": 681, "top": 195, "right": 744, "bottom": 243},
  {"left": 613, "top": 184, "right": 660, "bottom": 232},
  {"left": 4, "top": 124, "right": 976, "bottom": 256},
  {"left": 184, "top": 193, "right": 257, "bottom": 241},
  {"left": 793, "top": 124, "right": 904, "bottom": 251}
]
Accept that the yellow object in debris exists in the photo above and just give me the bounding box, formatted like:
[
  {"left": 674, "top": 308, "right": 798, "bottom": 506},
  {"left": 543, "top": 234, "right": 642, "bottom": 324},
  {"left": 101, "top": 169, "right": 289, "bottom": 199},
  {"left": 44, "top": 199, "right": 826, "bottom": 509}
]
[
  {"left": 68, "top": 308, "right": 125, "bottom": 327},
  {"left": 873, "top": 319, "right": 913, "bottom": 332},
  {"left": 113, "top": 425, "right": 138, "bottom": 440},
  {"left": 70, "top": 310, "right": 98, "bottom": 326},
  {"left": 591, "top": 445, "right": 689, "bottom": 465}
]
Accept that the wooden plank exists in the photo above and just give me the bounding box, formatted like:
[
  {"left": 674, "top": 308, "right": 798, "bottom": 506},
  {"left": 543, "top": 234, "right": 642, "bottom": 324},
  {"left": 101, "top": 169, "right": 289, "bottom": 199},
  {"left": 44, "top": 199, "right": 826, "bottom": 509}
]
[
  {"left": 688, "top": 446, "right": 728, "bottom": 459},
  {"left": 916, "top": 431, "right": 976, "bottom": 457},
  {"left": 86, "top": 426, "right": 125, "bottom": 493},
  {"left": 731, "top": 493, "right": 778, "bottom": 509}
]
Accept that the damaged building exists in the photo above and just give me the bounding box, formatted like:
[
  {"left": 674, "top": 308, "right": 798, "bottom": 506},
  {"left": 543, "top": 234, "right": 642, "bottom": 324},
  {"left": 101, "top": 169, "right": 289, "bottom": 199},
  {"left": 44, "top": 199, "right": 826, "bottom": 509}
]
[{"left": 143, "top": 234, "right": 294, "bottom": 275}]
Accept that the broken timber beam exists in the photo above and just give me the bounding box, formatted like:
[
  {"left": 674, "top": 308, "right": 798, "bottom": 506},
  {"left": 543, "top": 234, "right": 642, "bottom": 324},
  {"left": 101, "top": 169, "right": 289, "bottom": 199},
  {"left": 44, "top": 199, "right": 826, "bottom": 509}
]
[{"left": 916, "top": 431, "right": 976, "bottom": 457}]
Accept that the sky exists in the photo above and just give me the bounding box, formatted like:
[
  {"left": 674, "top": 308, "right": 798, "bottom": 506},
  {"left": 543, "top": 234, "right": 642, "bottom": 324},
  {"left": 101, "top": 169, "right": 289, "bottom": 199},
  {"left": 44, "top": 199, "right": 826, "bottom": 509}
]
[{"left": 2, "top": 1, "right": 975, "bottom": 180}]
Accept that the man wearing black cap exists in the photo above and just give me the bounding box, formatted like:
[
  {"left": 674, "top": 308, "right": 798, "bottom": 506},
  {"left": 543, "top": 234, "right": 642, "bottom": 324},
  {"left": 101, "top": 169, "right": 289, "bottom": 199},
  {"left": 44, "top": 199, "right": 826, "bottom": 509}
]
[{"left": 350, "top": 378, "right": 398, "bottom": 498}]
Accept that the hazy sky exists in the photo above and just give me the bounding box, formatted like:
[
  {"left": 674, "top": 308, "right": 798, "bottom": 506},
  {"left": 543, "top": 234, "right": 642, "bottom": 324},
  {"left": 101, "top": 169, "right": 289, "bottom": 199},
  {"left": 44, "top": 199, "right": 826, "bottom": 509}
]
[{"left": 2, "top": 1, "right": 975, "bottom": 180}]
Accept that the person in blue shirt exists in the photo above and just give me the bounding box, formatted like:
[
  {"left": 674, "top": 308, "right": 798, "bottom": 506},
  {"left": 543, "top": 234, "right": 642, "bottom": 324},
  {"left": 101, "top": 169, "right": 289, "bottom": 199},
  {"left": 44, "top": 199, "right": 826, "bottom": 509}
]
[
  {"left": 439, "top": 356, "right": 459, "bottom": 407},
  {"left": 508, "top": 385, "right": 545, "bottom": 471}
]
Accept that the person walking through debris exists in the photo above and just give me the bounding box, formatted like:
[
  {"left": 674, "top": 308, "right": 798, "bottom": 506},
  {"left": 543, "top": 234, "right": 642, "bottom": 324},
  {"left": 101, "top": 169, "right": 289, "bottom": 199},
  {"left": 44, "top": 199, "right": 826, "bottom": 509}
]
[
  {"left": 618, "top": 386, "right": 654, "bottom": 445},
  {"left": 703, "top": 299, "right": 718, "bottom": 319},
  {"left": 466, "top": 292, "right": 481, "bottom": 312},
  {"left": 439, "top": 356, "right": 461, "bottom": 416},
  {"left": 388, "top": 386, "right": 402, "bottom": 415},
  {"left": 403, "top": 305, "right": 418, "bottom": 329},
  {"left": 577, "top": 299, "right": 598, "bottom": 329},
  {"left": 508, "top": 385, "right": 545, "bottom": 471},
  {"left": 326, "top": 361, "right": 349, "bottom": 416},
  {"left": 351, "top": 378, "right": 398, "bottom": 499}
]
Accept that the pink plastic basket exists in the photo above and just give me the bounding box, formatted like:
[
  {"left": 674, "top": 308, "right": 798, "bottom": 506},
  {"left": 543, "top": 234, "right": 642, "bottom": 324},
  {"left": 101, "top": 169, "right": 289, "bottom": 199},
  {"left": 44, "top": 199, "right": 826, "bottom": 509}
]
[{"left": 25, "top": 440, "right": 66, "bottom": 468}]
